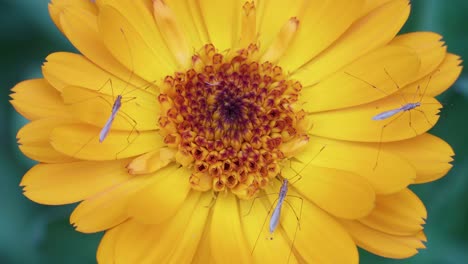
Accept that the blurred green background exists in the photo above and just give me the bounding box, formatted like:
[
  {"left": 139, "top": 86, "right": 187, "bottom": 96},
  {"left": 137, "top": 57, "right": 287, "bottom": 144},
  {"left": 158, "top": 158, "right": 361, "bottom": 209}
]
[{"left": 0, "top": 0, "right": 467, "bottom": 263}]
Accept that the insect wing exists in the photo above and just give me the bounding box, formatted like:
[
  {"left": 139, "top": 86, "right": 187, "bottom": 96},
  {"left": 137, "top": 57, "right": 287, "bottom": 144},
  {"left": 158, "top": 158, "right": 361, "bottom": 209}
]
[
  {"left": 372, "top": 108, "right": 402, "bottom": 120},
  {"left": 269, "top": 202, "right": 283, "bottom": 233},
  {"left": 99, "top": 112, "right": 117, "bottom": 142}
]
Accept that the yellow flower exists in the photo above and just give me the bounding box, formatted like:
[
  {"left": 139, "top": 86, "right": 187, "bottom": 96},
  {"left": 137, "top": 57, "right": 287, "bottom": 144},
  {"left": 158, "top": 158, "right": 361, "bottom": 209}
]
[{"left": 10, "top": 0, "right": 462, "bottom": 263}]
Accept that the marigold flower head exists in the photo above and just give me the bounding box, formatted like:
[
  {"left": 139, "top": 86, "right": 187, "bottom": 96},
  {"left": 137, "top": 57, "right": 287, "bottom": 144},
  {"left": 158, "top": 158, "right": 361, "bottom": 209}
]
[{"left": 10, "top": 0, "right": 462, "bottom": 263}]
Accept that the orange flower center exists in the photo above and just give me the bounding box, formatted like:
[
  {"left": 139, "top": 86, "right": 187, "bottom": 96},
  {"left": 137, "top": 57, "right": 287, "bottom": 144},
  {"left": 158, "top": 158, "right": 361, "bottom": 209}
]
[{"left": 158, "top": 44, "right": 306, "bottom": 199}]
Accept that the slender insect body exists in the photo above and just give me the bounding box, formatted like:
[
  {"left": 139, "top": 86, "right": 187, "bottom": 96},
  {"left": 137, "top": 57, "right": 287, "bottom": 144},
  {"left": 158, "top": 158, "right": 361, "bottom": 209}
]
[
  {"left": 99, "top": 94, "right": 123, "bottom": 142},
  {"left": 401, "top": 102, "right": 422, "bottom": 111},
  {"left": 246, "top": 146, "right": 326, "bottom": 262},
  {"left": 69, "top": 29, "right": 158, "bottom": 159},
  {"left": 372, "top": 102, "right": 422, "bottom": 121},
  {"left": 356, "top": 68, "right": 438, "bottom": 170},
  {"left": 269, "top": 179, "right": 288, "bottom": 233}
]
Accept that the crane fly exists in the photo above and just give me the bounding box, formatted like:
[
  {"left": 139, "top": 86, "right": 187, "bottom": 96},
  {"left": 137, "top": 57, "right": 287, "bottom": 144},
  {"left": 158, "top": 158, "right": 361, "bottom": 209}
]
[
  {"left": 99, "top": 95, "right": 122, "bottom": 143},
  {"left": 70, "top": 28, "right": 156, "bottom": 158},
  {"left": 247, "top": 145, "right": 325, "bottom": 263},
  {"left": 346, "top": 69, "right": 440, "bottom": 169}
]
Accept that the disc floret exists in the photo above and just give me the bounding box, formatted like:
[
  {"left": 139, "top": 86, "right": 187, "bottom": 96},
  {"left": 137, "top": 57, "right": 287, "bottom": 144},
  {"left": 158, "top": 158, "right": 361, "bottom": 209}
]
[{"left": 159, "top": 44, "right": 307, "bottom": 199}]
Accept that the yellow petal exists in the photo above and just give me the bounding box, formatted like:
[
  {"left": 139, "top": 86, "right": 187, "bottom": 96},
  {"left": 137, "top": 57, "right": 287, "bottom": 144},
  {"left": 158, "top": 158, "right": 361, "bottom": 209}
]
[
  {"left": 127, "top": 147, "right": 176, "bottom": 175},
  {"left": 21, "top": 159, "right": 129, "bottom": 205},
  {"left": 198, "top": 0, "right": 242, "bottom": 52},
  {"left": 390, "top": 32, "right": 446, "bottom": 81},
  {"left": 261, "top": 17, "right": 299, "bottom": 63},
  {"left": 360, "top": 0, "right": 393, "bottom": 16},
  {"left": 152, "top": 0, "right": 191, "bottom": 67},
  {"left": 71, "top": 168, "right": 165, "bottom": 233},
  {"left": 359, "top": 189, "right": 426, "bottom": 236},
  {"left": 292, "top": 0, "right": 410, "bottom": 86},
  {"left": 296, "top": 137, "right": 416, "bottom": 194},
  {"left": 210, "top": 194, "right": 253, "bottom": 264},
  {"left": 256, "top": 0, "right": 304, "bottom": 54},
  {"left": 50, "top": 123, "right": 164, "bottom": 160},
  {"left": 58, "top": 4, "right": 141, "bottom": 83},
  {"left": 279, "top": 135, "right": 309, "bottom": 158},
  {"left": 341, "top": 220, "right": 426, "bottom": 259},
  {"left": 62, "top": 85, "right": 159, "bottom": 131},
  {"left": 99, "top": 193, "right": 207, "bottom": 262},
  {"left": 140, "top": 192, "right": 211, "bottom": 263},
  {"left": 127, "top": 166, "right": 191, "bottom": 224},
  {"left": 100, "top": 219, "right": 147, "bottom": 263},
  {"left": 42, "top": 52, "right": 158, "bottom": 94},
  {"left": 49, "top": 0, "right": 97, "bottom": 32},
  {"left": 97, "top": 0, "right": 178, "bottom": 66},
  {"left": 283, "top": 164, "right": 375, "bottom": 219},
  {"left": 265, "top": 181, "right": 358, "bottom": 263},
  {"left": 278, "top": 0, "right": 364, "bottom": 72},
  {"left": 239, "top": 196, "right": 300, "bottom": 263},
  {"left": 17, "top": 118, "right": 76, "bottom": 163},
  {"left": 97, "top": 225, "right": 120, "bottom": 264},
  {"left": 10, "top": 79, "right": 71, "bottom": 120},
  {"left": 239, "top": 1, "right": 256, "bottom": 48},
  {"left": 163, "top": 0, "right": 208, "bottom": 50},
  {"left": 309, "top": 95, "right": 441, "bottom": 142},
  {"left": 191, "top": 213, "right": 215, "bottom": 264},
  {"left": 98, "top": 4, "right": 176, "bottom": 82},
  {"left": 402, "top": 53, "right": 463, "bottom": 97},
  {"left": 382, "top": 133, "right": 454, "bottom": 183},
  {"left": 301, "top": 45, "right": 420, "bottom": 112}
]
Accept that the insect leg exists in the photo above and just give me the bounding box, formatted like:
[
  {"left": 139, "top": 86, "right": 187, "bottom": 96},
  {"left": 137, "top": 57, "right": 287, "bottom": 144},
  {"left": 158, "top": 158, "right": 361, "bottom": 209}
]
[
  {"left": 414, "top": 108, "right": 434, "bottom": 127},
  {"left": 407, "top": 110, "right": 419, "bottom": 136},
  {"left": 284, "top": 195, "right": 303, "bottom": 264},
  {"left": 114, "top": 110, "right": 140, "bottom": 159},
  {"left": 374, "top": 111, "right": 405, "bottom": 170},
  {"left": 251, "top": 198, "right": 279, "bottom": 255},
  {"left": 244, "top": 193, "right": 281, "bottom": 217}
]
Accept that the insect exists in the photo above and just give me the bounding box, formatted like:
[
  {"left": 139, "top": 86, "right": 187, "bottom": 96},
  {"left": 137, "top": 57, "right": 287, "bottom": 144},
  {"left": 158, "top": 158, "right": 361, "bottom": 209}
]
[
  {"left": 247, "top": 145, "right": 325, "bottom": 262},
  {"left": 371, "top": 70, "right": 435, "bottom": 122},
  {"left": 346, "top": 69, "right": 440, "bottom": 169},
  {"left": 99, "top": 95, "right": 122, "bottom": 143},
  {"left": 372, "top": 101, "right": 421, "bottom": 121},
  {"left": 268, "top": 178, "right": 296, "bottom": 235},
  {"left": 96, "top": 79, "right": 140, "bottom": 144},
  {"left": 67, "top": 29, "right": 157, "bottom": 158}
]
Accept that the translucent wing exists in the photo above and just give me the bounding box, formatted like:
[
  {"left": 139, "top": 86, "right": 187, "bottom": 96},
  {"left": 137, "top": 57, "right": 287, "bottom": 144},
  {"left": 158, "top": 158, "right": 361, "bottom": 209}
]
[
  {"left": 99, "top": 113, "right": 117, "bottom": 143},
  {"left": 99, "top": 96, "right": 122, "bottom": 143},
  {"left": 372, "top": 108, "right": 402, "bottom": 120},
  {"left": 269, "top": 203, "right": 283, "bottom": 233}
]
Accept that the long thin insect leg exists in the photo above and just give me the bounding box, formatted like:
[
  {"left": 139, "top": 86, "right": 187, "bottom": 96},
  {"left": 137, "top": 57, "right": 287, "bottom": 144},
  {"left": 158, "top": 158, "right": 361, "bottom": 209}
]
[
  {"left": 418, "top": 73, "right": 435, "bottom": 102},
  {"left": 72, "top": 132, "right": 98, "bottom": 158},
  {"left": 283, "top": 197, "right": 303, "bottom": 230},
  {"left": 66, "top": 92, "right": 114, "bottom": 108},
  {"left": 374, "top": 111, "right": 404, "bottom": 170},
  {"left": 407, "top": 110, "right": 418, "bottom": 136},
  {"left": 114, "top": 112, "right": 140, "bottom": 159},
  {"left": 96, "top": 78, "right": 113, "bottom": 94},
  {"left": 287, "top": 195, "right": 303, "bottom": 264},
  {"left": 118, "top": 28, "right": 135, "bottom": 96},
  {"left": 289, "top": 145, "right": 326, "bottom": 185},
  {"left": 117, "top": 98, "right": 140, "bottom": 141},
  {"left": 344, "top": 72, "right": 389, "bottom": 96},
  {"left": 412, "top": 84, "right": 421, "bottom": 103},
  {"left": 251, "top": 199, "right": 279, "bottom": 255},
  {"left": 71, "top": 94, "right": 120, "bottom": 157},
  {"left": 414, "top": 108, "right": 434, "bottom": 126},
  {"left": 383, "top": 68, "right": 408, "bottom": 105},
  {"left": 205, "top": 191, "right": 218, "bottom": 208},
  {"left": 244, "top": 193, "right": 282, "bottom": 217},
  {"left": 120, "top": 96, "right": 137, "bottom": 104}
]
